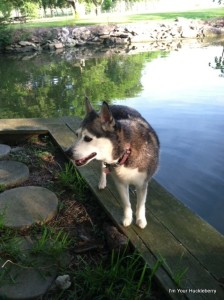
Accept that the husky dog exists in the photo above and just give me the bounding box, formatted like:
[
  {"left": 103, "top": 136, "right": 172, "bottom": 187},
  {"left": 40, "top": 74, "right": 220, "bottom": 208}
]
[{"left": 66, "top": 97, "right": 159, "bottom": 229}]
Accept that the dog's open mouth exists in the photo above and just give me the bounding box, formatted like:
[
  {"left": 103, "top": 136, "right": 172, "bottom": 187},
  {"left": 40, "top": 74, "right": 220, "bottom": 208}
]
[{"left": 75, "top": 152, "right": 97, "bottom": 166}]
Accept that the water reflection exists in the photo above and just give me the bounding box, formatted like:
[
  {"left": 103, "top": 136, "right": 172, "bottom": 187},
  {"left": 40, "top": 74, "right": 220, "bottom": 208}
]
[
  {"left": 0, "top": 51, "right": 161, "bottom": 118},
  {"left": 0, "top": 42, "right": 224, "bottom": 234},
  {"left": 209, "top": 46, "right": 224, "bottom": 77}
]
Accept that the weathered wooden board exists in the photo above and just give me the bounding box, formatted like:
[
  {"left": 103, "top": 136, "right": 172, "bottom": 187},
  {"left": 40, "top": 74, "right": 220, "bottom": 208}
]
[
  {"left": 149, "top": 180, "right": 224, "bottom": 281},
  {"left": 1, "top": 117, "right": 224, "bottom": 300}
]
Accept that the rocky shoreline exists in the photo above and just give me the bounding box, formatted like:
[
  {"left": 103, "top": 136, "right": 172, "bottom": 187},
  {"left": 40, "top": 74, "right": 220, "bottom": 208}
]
[{"left": 2, "top": 17, "right": 224, "bottom": 54}]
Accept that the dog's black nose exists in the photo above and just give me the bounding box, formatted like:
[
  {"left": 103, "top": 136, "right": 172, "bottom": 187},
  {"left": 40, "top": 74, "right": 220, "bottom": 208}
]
[{"left": 65, "top": 147, "right": 73, "bottom": 159}]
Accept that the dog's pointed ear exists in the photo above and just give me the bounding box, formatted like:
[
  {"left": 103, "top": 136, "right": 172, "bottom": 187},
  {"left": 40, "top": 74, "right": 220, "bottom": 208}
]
[
  {"left": 100, "top": 101, "right": 115, "bottom": 132},
  {"left": 85, "top": 96, "right": 94, "bottom": 114}
]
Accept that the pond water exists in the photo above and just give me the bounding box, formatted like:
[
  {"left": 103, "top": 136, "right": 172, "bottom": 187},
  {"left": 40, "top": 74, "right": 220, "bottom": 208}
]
[{"left": 0, "top": 40, "right": 224, "bottom": 234}]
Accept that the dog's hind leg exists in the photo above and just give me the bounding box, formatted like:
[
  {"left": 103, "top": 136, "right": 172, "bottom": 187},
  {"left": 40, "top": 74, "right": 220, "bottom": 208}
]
[
  {"left": 135, "top": 183, "right": 148, "bottom": 229},
  {"left": 98, "top": 162, "right": 107, "bottom": 190},
  {"left": 114, "top": 180, "right": 133, "bottom": 227}
]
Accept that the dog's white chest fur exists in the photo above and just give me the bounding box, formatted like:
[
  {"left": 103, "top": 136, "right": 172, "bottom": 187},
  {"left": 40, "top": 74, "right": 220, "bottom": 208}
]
[{"left": 113, "top": 165, "right": 147, "bottom": 186}]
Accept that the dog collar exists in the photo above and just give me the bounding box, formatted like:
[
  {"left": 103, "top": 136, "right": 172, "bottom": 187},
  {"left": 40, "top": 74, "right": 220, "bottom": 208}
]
[{"left": 103, "top": 147, "right": 131, "bottom": 174}]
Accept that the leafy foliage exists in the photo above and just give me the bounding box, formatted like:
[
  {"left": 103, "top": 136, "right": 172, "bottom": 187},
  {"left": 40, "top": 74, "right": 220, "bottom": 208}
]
[
  {"left": 213, "top": 0, "right": 224, "bottom": 4},
  {"left": 0, "top": 0, "right": 13, "bottom": 18}
]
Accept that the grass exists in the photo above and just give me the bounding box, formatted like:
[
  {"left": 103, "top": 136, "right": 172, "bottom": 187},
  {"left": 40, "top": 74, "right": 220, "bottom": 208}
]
[
  {"left": 6, "top": 7, "right": 224, "bottom": 29},
  {"left": 158, "top": 254, "right": 189, "bottom": 287},
  {"left": 57, "top": 161, "right": 87, "bottom": 194},
  {"left": 64, "top": 250, "right": 162, "bottom": 300},
  {"left": 0, "top": 184, "right": 6, "bottom": 192},
  {"left": 31, "top": 226, "right": 71, "bottom": 258}
]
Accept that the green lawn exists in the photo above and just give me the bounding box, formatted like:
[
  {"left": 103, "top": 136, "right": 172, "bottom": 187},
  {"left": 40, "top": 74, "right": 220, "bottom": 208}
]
[{"left": 8, "top": 7, "right": 224, "bottom": 29}]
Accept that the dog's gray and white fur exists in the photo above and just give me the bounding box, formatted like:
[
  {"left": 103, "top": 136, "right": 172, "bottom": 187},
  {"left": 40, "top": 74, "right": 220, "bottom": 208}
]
[{"left": 66, "top": 97, "right": 159, "bottom": 229}]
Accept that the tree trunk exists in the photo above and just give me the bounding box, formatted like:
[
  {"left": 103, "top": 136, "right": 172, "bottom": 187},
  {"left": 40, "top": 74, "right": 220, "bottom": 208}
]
[
  {"left": 92, "top": 0, "right": 104, "bottom": 16},
  {"left": 67, "top": 0, "right": 78, "bottom": 16}
]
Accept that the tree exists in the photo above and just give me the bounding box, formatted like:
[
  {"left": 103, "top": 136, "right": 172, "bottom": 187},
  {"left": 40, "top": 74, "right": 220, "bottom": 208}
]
[
  {"left": 67, "top": 0, "right": 79, "bottom": 16},
  {"left": 209, "top": 47, "right": 224, "bottom": 77},
  {"left": 0, "top": 0, "right": 40, "bottom": 19},
  {"left": 213, "top": 0, "right": 224, "bottom": 4},
  {"left": 0, "top": 0, "right": 14, "bottom": 18},
  {"left": 92, "top": 0, "right": 104, "bottom": 15}
]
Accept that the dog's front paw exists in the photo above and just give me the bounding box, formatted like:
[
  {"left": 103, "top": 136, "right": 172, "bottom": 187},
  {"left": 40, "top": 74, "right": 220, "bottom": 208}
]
[
  {"left": 98, "top": 180, "right": 107, "bottom": 190},
  {"left": 136, "top": 218, "right": 147, "bottom": 229},
  {"left": 122, "top": 216, "right": 132, "bottom": 227},
  {"left": 98, "top": 174, "right": 107, "bottom": 190}
]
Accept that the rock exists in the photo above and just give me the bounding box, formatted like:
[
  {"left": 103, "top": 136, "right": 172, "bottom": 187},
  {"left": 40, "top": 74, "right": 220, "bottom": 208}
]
[
  {"left": 60, "top": 27, "right": 70, "bottom": 42},
  {"left": 0, "top": 144, "right": 11, "bottom": 159},
  {"left": 0, "top": 258, "right": 57, "bottom": 299},
  {"left": 18, "top": 41, "right": 38, "bottom": 51},
  {"left": 2, "top": 20, "right": 224, "bottom": 54},
  {"left": 0, "top": 236, "right": 58, "bottom": 300},
  {"left": 0, "top": 186, "right": 58, "bottom": 229},
  {"left": 19, "top": 41, "right": 32, "bottom": 46},
  {"left": 54, "top": 42, "right": 64, "bottom": 49},
  {"left": 55, "top": 275, "right": 71, "bottom": 290},
  {"left": 105, "top": 225, "right": 129, "bottom": 252},
  {"left": 5, "top": 46, "right": 14, "bottom": 51},
  {"left": 48, "top": 43, "right": 55, "bottom": 50},
  {"left": 0, "top": 160, "right": 29, "bottom": 188},
  {"left": 202, "top": 26, "right": 224, "bottom": 37},
  {"left": 181, "top": 27, "right": 198, "bottom": 39},
  {"left": 10, "top": 147, "right": 24, "bottom": 153},
  {"left": 16, "top": 46, "right": 35, "bottom": 52}
]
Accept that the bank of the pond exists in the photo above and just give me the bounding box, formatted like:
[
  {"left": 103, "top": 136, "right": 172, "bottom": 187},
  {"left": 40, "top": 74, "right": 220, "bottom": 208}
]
[{"left": 1, "top": 17, "right": 224, "bottom": 54}]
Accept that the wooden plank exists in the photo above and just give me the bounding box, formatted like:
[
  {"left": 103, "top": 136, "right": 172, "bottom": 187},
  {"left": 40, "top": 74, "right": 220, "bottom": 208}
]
[
  {"left": 61, "top": 116, "right": 82, "bottom": 130},
  {"left": 46, "top": 124, "right": 76, "bottom": 151},
  {"left": 0, "top": 118, "right": 64, "bottom": 128},
  {"left": 149, "top": 180, "right": 224, "bottom": 281}
]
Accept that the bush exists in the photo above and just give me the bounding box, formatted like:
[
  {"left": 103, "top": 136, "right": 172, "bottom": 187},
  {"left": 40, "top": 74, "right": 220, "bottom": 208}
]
[
  {"left": 0, "top": 25, "right": 12, "bottom": 48},
  {"left": 20, "top": 1, "right": 39, "bottom": 18},
  {"left": 0, "top": 0, "right": 13, "bottom": 18}
]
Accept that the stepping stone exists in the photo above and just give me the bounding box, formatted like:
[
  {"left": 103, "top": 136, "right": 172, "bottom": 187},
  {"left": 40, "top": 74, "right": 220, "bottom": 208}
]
[
  {"left": 0, "top": 144, "right": 11, "bottom": 159},
  {"left": 0, "top": 237, "right": 57, "bottom": 300},
  {"left": 0, "top": 160, "right": 29, "bottom": 188},
  {"left": 0, "top": 186, "right": 58, "bottom": 229},
  {"left": 0, "top": 263, "right": 56, "bottom": 300}
]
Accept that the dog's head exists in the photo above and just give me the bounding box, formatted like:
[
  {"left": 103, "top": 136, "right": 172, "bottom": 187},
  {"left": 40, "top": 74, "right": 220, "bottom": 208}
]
[{"left": 65, "top": 97, "right": 117, "bottom": 167}]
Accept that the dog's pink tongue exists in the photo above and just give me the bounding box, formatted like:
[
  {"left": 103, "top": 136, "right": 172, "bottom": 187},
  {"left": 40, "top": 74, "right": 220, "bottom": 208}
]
[
  {"left": 75, "top": 152, "right": 96, "bottom": 166},
  {"left": 75, "top": 158, "right": 84, "bottom": 166}
]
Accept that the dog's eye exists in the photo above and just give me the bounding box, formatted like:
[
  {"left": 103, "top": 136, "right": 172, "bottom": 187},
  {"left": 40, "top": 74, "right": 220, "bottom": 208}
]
[{"left": 84, "top": 136, "right": 92, "bottom": 142}]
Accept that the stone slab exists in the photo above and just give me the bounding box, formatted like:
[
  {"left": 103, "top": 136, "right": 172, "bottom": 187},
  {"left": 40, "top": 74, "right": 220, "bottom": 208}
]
[
  {"left": 0, "top": 160, "right": 29, "bottom": 188},
  {"left": 0, "top": 186, "right": 58, "bottom": 229},
  {"left": 0, "top": 265, "right": 56, "bottom": 300},
  {"left": 0, "top": 237, "right": 57, "bottom": 300},
  {"left": 0, "top": 144, "right": 11, "bottom": 159}
]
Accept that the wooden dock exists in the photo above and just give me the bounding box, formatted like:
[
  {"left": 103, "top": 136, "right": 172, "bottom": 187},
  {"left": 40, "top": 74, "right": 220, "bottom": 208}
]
[{"left": 0, "top": 117, "right": 224, "bottom": 300}]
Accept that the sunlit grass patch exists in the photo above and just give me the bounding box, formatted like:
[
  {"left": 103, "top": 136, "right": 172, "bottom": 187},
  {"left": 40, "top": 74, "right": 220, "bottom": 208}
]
[{"left": 9, "top": 7, "right": 224, "bottom": 30}]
